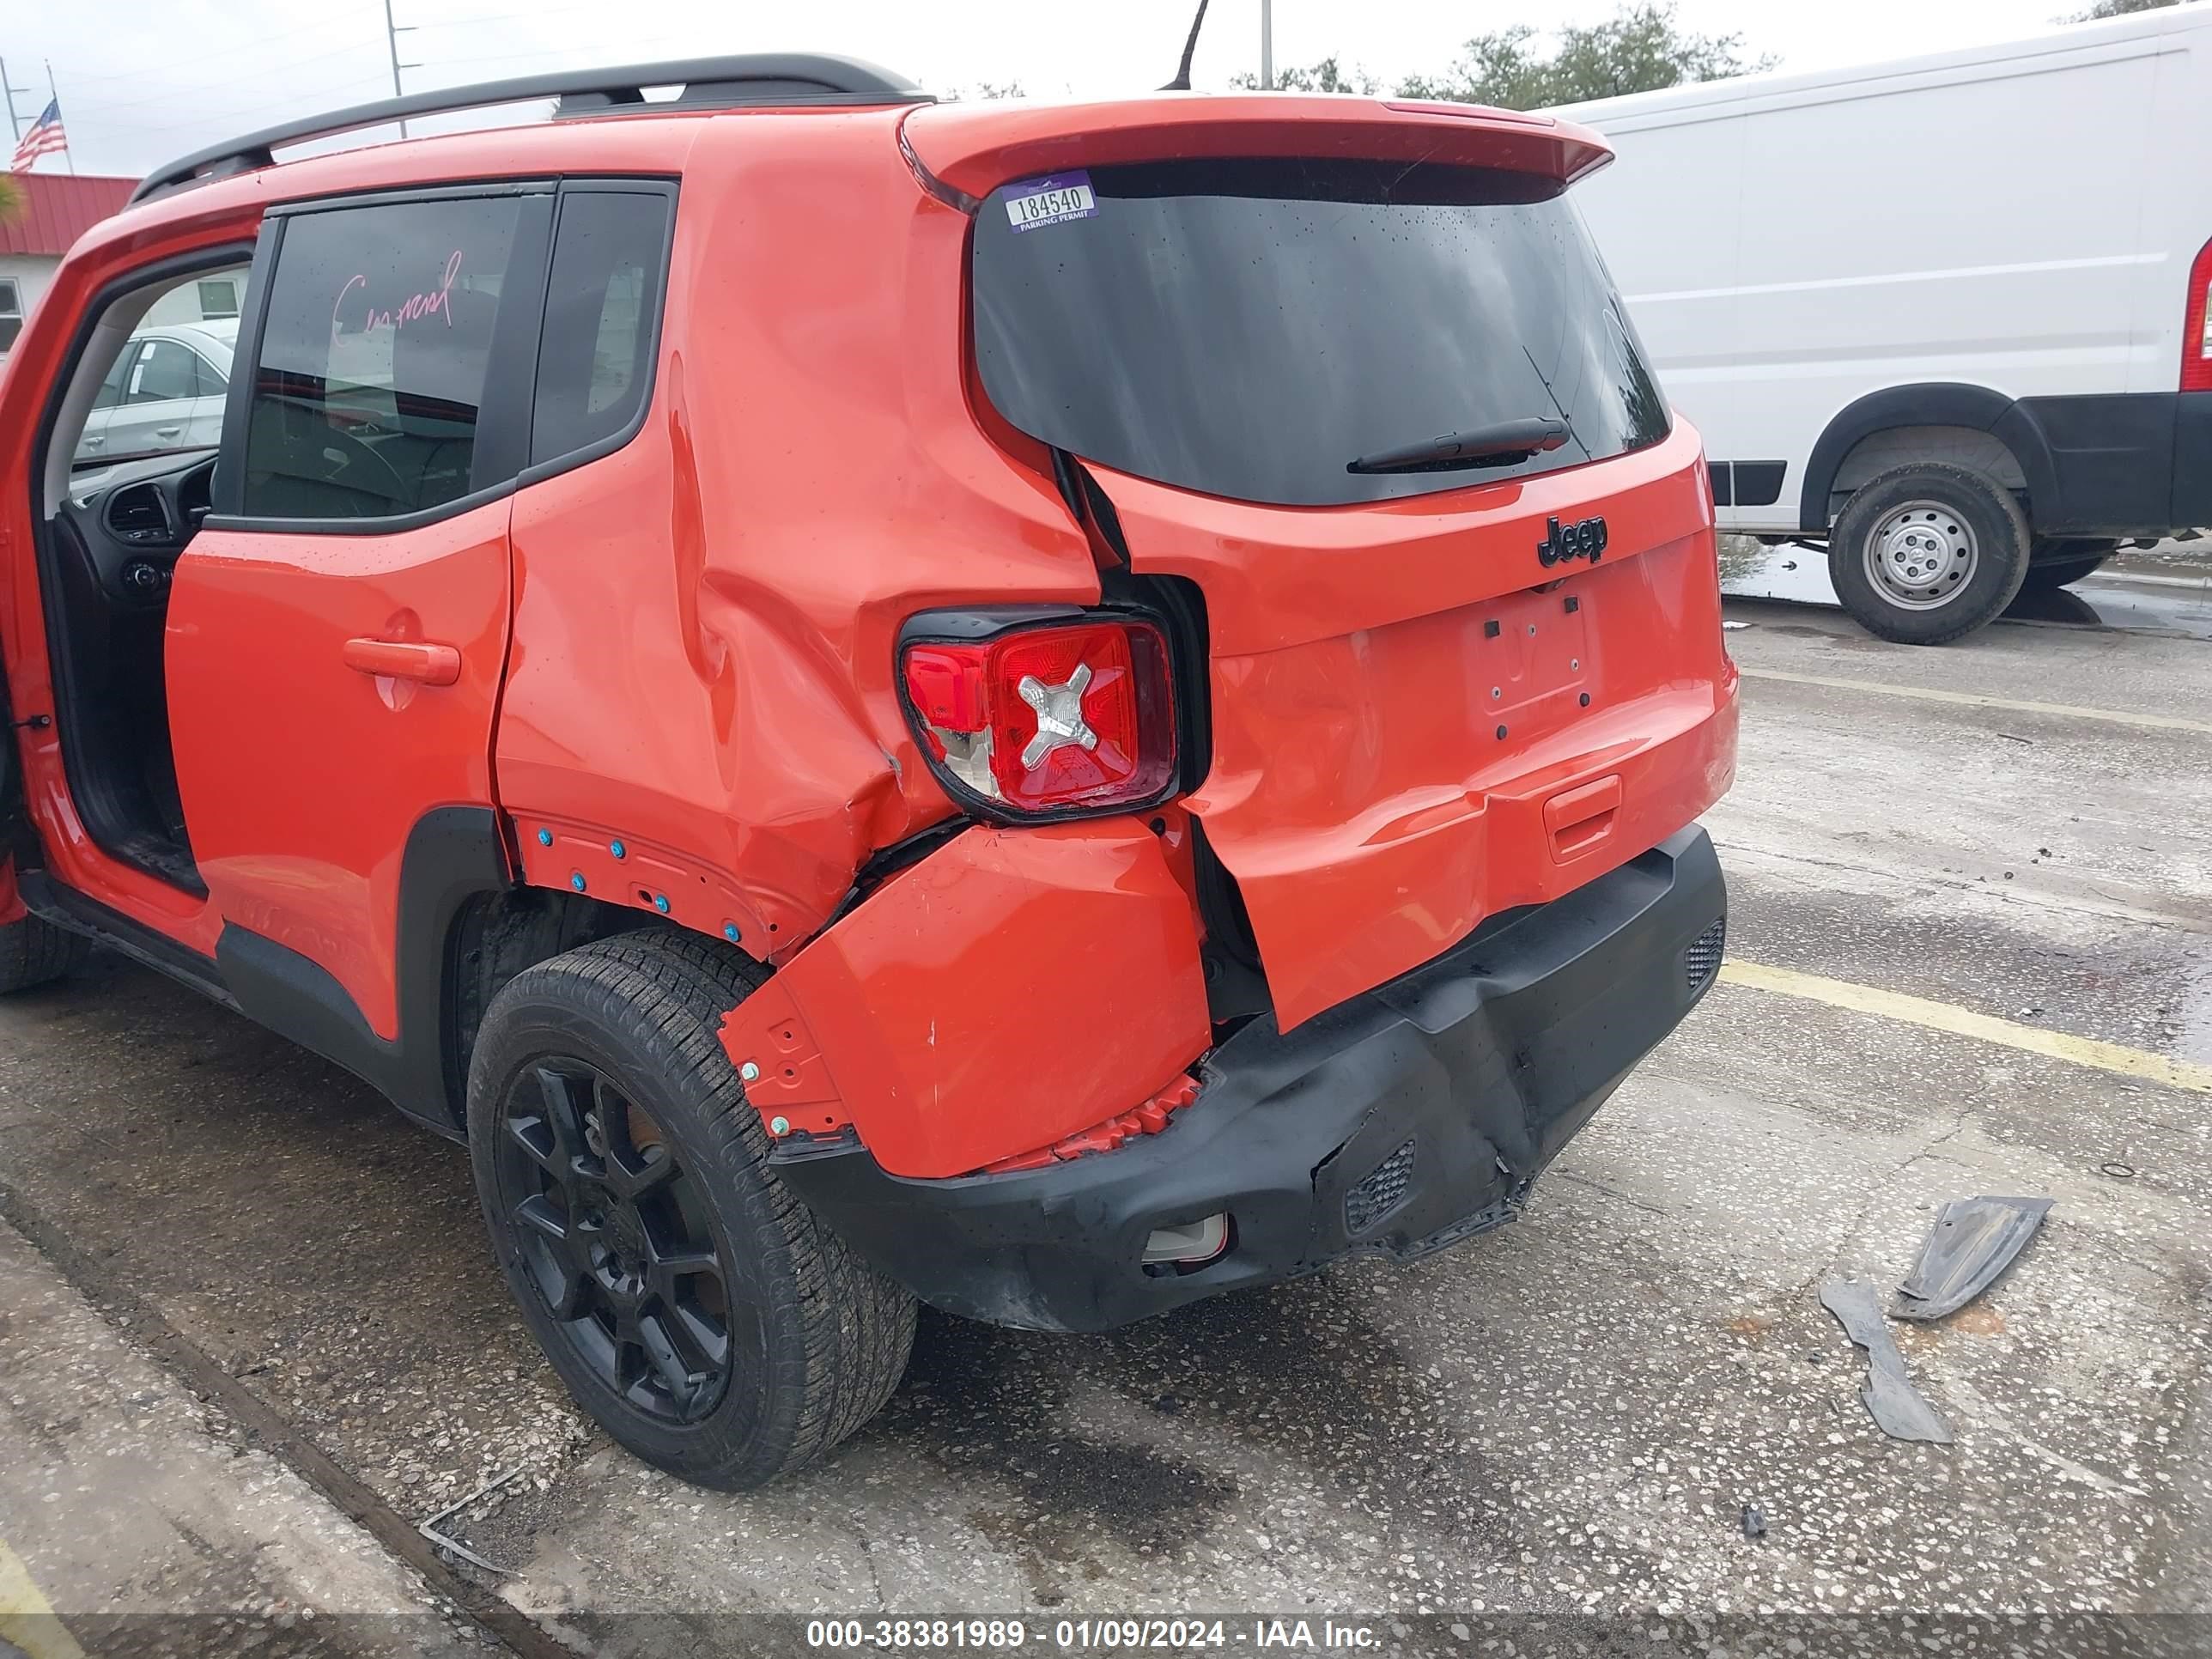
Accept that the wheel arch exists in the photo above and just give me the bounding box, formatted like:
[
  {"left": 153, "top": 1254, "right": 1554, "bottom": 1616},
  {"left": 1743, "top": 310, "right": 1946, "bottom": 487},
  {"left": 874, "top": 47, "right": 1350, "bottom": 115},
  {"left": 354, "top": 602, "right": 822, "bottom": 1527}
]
[
  {"left": 446, "top": 880, "right": 689, "bottom": 1131},
  {"left": 1799, "top": 383, "right": 2060, "bottom": 536}
]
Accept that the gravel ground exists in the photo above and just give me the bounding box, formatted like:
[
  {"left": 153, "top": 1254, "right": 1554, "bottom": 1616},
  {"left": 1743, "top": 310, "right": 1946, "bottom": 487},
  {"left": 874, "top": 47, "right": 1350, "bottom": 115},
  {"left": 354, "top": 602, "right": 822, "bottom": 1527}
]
[{"left": 0, "top": 584, "right": 2207, "bottom": 1657}]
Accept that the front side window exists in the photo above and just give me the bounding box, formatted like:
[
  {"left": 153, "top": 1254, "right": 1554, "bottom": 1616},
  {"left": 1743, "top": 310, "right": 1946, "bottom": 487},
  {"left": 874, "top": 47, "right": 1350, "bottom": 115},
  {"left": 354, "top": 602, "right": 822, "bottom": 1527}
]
[
  {"left": 242, "top": 195, "right": 525, "bottom": 520},
  {"left": 971, "top": 157, "right": 1669, "bottom": 508}
]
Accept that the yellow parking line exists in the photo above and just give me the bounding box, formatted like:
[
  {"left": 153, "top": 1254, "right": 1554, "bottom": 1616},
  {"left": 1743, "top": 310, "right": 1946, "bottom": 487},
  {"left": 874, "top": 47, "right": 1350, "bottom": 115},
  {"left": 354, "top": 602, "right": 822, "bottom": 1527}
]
[
  {"left": 1737, "top": 668, "right": 2212, "bottom": 738},
  {"left": 1719, "top": 960, "right": 2212, "bottom": 1095},
  {"left": 0, "top": 1539, "right": 88, "bottom": 1659}
]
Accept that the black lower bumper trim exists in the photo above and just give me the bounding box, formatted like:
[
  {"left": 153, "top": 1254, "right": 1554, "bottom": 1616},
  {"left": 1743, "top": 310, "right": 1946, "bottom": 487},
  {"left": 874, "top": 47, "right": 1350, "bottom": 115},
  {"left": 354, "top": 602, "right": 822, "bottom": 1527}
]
[
  {"left": 775, "top": 826, "right": 1728, "bottom": 1333},
  {"left": 2015, "top": 390, "right": 2212, "bottom": 537}
]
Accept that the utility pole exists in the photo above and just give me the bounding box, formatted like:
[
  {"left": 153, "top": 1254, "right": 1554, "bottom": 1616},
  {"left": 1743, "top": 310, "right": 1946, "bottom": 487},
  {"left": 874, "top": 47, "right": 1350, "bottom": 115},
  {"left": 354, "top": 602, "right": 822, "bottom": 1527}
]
[
  {"left": 1260, "top": 0, "right": 1273, "bottom": 89},
  {"left": 45, "top": 60, "right": 71, "bottom": 173},
  {"left": 1, "top": 56, "right": 30, "bottom": 142},
  {"left": 382, "top": 0, "right": 419, "bottom": 136}
]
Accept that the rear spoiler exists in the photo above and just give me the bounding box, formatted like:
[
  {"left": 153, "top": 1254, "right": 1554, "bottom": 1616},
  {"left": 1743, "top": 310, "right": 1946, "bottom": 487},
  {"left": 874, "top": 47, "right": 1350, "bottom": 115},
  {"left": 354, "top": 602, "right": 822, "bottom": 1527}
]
[{"left": 900, "top": 94, "right": 1613, "bottom": 210}]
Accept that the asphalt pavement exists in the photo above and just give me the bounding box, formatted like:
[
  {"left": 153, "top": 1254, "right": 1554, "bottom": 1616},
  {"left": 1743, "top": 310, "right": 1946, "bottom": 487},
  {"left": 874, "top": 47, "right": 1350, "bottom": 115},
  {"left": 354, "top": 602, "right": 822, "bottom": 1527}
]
[{"left": 2, "top": 574, "right": 2208, "bottom": 1657}]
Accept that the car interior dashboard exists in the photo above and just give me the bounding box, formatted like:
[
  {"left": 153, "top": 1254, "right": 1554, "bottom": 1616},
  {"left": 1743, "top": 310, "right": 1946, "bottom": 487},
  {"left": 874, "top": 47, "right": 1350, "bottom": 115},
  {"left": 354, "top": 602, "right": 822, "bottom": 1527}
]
[{"left": 61, "top": 448, "right": 218, "bottom": 611}]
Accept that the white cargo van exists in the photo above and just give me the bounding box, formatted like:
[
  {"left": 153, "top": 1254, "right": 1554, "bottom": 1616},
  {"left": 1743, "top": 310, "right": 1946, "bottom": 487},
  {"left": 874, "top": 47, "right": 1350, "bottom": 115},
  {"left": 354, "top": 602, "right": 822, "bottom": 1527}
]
[{"left": 1555, "top": 8, "right": 2212, "bottom": 643}]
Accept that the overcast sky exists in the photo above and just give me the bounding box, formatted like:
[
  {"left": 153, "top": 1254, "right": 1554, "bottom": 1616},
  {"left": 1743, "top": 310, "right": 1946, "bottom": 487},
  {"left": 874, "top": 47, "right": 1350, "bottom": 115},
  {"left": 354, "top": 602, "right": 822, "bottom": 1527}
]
[{"left": 8, "top": 0, "right": 2092, "bottom": 179}]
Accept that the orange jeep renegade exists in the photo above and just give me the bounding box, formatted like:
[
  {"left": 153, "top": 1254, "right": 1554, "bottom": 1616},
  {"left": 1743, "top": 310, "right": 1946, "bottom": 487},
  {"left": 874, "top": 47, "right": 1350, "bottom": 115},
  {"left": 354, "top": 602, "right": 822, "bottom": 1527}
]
[{"left": 0, "top": 56, "right": 1738, "bottom": 1487}]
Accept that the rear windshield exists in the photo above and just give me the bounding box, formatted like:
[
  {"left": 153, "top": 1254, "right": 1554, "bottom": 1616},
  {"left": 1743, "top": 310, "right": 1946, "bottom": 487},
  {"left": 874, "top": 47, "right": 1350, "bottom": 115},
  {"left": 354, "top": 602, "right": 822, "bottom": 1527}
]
[{"left": 970, "top": 157, "right": 1668, "bottom": 508}]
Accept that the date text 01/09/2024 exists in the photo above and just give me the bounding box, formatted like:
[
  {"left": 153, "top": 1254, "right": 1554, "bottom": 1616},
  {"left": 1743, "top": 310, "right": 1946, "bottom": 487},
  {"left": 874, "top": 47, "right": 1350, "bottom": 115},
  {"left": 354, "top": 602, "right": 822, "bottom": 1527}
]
[{"left": 802, "top": 1619, "right": 1380, "bottom": 1650}]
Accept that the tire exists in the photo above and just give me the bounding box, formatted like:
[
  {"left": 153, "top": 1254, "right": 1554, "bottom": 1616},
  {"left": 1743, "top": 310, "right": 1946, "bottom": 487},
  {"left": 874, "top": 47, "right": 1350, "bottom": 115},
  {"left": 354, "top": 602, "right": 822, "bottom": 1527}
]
[
  {"left": 2020, "top": 538, "right": 2115, "bottom": 593},
  {"left": 465, "top": 932, "right": 916, "bottom": 1489},
  {"left": 1828, "top": 463, "right": 2032, "bottom": 645},
  {"left": 0, "top": 914, "right": 91, "bottom": 995}
]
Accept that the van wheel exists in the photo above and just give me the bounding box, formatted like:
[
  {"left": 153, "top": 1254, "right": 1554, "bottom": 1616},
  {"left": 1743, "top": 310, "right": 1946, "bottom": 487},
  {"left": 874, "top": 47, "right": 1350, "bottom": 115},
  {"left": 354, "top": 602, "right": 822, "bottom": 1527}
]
[
  {"left": 1828, "top": 464, "right": 2031, "bottom": 645},
  {"left": 2020, "top": 538, "right": 2116, "bottom": 593},
  {"left": 0, "top": 914, "right": 91, "bottom": 995},
  {"left": 465, "top": 932, "right": 915, "bottom": 1489}
]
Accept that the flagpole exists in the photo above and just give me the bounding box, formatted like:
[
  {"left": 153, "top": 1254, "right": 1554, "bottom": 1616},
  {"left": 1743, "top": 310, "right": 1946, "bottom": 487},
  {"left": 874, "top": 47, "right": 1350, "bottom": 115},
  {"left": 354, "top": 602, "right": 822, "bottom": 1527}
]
[{"left": 44, "top": 59, "right": 70, "bottom": 173}]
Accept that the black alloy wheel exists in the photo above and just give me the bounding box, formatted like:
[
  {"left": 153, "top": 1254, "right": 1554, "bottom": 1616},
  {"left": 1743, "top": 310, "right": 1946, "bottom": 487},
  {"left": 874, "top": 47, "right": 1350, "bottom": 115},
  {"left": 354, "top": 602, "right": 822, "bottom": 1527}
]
[
  {"left": 492, "top": 1056, "right": 738, "bottom": 1425},
  {"left": 467, "top": 933, "right": 916, "bottom": 1488}
]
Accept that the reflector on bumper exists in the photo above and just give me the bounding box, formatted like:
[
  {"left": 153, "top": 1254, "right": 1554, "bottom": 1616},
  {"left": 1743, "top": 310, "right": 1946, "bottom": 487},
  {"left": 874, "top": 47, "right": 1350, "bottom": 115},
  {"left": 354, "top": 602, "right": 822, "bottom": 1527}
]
[{"left": 1142, "top": 1212, "right": 1230, "bottom": 1266}]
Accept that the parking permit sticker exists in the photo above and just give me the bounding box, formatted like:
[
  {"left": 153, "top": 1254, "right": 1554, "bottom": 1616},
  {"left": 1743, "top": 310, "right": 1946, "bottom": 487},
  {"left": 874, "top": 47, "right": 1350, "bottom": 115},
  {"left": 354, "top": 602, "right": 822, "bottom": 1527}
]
[{"left": 1004, "top": 172, "right": 1097, "bottom": 232}]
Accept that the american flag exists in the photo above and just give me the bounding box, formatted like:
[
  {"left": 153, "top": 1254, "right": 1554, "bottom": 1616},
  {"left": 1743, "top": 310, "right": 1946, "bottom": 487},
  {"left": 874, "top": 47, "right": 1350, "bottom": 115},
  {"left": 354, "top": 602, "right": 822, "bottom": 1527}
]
[{"left": 10, "top": 99, "right": 67, "bottom": 173}]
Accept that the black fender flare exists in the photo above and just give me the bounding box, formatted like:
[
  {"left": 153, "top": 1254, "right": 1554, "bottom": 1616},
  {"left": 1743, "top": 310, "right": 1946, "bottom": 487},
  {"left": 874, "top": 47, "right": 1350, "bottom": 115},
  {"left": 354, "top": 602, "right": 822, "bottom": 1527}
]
[{"left": 1798, "top": 383, "right": 2059, "bottom": 535}]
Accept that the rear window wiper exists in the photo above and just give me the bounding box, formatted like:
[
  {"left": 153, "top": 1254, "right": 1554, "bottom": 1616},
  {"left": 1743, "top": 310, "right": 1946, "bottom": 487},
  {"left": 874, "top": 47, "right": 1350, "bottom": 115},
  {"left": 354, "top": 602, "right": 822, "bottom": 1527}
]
[{"left": 1346, "top": 416, "right": 1571, "bottom": 476}]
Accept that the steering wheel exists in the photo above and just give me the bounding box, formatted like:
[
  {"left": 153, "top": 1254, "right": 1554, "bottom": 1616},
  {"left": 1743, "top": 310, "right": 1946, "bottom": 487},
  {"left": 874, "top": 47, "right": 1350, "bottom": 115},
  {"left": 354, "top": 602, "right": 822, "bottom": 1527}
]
[
  {"left": 246, "top": 399, "right": 421, "bottom": 518},
  {"left": 305, "top": 419, "right": 416, "bottom": 512}
]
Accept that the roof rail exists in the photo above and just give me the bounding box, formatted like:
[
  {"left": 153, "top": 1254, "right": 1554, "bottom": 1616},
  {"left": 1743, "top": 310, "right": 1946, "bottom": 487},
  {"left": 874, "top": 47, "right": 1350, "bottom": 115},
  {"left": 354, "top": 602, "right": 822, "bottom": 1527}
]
[{"left": 131, "top": 53, "right": 928, "bottom": 204}]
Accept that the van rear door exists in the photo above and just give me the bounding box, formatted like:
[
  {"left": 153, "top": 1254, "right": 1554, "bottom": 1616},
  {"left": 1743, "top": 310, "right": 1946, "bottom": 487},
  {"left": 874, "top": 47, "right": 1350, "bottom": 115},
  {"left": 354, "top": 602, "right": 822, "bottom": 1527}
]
[{"left": 968, "top": 150, "right": 1738, "bottom": 1030}]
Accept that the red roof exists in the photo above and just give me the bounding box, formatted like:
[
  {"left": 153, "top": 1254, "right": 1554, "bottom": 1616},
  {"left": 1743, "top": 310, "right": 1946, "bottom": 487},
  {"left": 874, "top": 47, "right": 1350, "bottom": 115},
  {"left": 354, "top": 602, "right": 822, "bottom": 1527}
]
[{"left": 1, "top": 173, "right": 135, "bottom": 258}]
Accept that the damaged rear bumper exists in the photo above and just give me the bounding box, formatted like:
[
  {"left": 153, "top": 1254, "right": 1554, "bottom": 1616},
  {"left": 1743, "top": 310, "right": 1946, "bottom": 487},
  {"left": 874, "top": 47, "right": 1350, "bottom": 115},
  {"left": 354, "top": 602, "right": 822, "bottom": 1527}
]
[{"left": 773, "top": 825, "right": 1727, "bottom": 1333}]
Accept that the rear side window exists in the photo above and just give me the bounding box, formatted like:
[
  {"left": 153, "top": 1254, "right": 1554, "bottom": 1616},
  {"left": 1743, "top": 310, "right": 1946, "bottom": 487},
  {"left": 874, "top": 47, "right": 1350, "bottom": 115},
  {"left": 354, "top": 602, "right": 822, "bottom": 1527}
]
[
  {"left": 529, "top": 189, "right": 673, "bottom": 466},
  {"left": 971, "top": 158, "right": 1669, "bottom": 507},
  {"left": 241, "top": 196, "right": 526, "bottom": 520}
]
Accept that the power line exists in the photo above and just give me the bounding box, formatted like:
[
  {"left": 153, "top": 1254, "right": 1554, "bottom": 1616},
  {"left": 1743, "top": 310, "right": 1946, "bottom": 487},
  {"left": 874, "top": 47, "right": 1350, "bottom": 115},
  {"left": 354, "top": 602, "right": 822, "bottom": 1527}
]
[
  {"left": 48, "top": 15, "right": 369, "bottom": 87},
  {"left": 62, "top": 42, "right": 404, "bottom": 118},
  {"left": 403, "top": 2, "right": 610, "bottom": 33},
  {"left": 49, "top": 0, "right": 611, "bottom": 89},
  {"left": 81, "top": 74, "right": 394, "bottom": 142},
  {"left": 41, "top": 11, "right": 702, "bottom": 171},
  {"left": 405, "top": 29, "right": 700, "bottom": 76}
]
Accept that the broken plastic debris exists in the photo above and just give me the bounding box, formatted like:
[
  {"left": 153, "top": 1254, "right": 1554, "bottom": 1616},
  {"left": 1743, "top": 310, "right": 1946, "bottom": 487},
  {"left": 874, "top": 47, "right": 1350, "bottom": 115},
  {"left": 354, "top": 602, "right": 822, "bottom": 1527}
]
[
  {"left": 1893, "top": 1195, "right": 2051, "bottom": 1322},
  {"left": 417, "top": 1466, "right": 527, "bottom": 1576},
  {"left": 1819, "top": 1278, "right": 1953, "bottom": 1444}
]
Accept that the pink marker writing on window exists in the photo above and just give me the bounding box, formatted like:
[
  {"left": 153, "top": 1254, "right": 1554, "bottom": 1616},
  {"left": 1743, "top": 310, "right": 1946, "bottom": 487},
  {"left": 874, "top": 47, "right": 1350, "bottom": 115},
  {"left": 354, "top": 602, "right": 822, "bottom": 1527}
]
[{"left": 331, "top": 248, "right": 464, "bottom": 340}]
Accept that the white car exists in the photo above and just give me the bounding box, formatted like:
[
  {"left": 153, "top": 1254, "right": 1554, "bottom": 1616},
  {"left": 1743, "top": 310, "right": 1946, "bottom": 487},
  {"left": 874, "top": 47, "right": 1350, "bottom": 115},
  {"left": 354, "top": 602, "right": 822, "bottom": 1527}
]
[{"left": 75, "top": 319, "right": 238, "bottom": 465}]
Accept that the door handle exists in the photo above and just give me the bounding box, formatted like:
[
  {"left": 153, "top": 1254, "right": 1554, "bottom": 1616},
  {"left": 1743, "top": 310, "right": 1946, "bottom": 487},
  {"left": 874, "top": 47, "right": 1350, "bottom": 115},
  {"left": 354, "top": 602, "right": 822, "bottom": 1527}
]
[
  {"left": 153, "top": 424, "right": 183, "bottom": 439},
  {"left": 343, "top": 637, "right": 461, "bottom": 686},
  {"left": 82, "top": 435, "right": 104, "bottom": 448}
]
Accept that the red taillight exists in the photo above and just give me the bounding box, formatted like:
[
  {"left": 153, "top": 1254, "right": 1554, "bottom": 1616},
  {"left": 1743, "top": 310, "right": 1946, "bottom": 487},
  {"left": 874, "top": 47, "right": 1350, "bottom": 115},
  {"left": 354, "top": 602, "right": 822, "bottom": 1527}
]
[
  {"left": 901, "top": 616, "right": 1178, "bottom": 817},
  {"left": 2185, "top": 236, "right": 2212, "bottom": 393}
]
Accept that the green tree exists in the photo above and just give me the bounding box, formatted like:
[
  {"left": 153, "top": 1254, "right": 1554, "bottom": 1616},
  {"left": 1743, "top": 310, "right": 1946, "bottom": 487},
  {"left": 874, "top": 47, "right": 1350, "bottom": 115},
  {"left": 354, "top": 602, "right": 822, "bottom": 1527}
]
[
  {"left": 1228, "top": 55, "right": 1380, "bottom": 94},
  {"left": 1399, "top": 3, "right": 1771, "bottom": 109},
  {"left": 0, "top": 175, "right": 20, "bottom": 225}
]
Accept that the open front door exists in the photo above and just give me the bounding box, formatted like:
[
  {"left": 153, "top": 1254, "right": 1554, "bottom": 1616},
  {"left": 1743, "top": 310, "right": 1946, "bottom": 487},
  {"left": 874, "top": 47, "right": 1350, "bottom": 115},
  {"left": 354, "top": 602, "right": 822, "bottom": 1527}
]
[
  {"left": 165, "top": 185, "right": 550, "bottom": 1046},
  {"left": 0, "top": 663, "right": 27, "bottom": 926}
]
